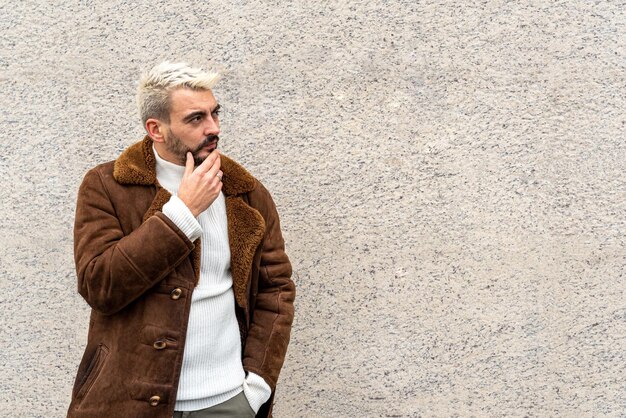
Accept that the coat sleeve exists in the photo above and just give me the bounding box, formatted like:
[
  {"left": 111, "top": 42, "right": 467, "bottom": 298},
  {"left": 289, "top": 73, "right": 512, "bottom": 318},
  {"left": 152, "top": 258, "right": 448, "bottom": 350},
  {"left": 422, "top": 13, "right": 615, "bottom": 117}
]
[
  {"left": 242, "top": 182, "right": 296, "bottom": 392},
  {"left": 73, "top": 168, "right": 195, "bottom": 315}
]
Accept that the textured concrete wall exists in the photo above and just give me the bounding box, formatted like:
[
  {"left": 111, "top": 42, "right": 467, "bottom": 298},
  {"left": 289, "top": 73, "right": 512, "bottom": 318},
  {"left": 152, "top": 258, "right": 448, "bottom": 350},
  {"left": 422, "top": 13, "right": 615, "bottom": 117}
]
[{"left": 1, "top": 1, "right": 624, "bottom": 416}]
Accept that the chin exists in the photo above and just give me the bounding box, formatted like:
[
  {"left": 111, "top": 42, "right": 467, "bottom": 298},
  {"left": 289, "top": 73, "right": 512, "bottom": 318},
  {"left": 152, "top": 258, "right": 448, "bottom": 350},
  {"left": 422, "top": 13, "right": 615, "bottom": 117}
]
[{"left": 193, "top": 155, "right": 205, "bottom": 166}]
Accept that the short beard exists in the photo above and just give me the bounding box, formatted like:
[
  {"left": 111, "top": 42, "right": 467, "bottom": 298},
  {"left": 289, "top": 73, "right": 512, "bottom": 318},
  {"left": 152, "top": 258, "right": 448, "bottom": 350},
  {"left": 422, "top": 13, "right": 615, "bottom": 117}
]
[{"left": 165, "top": 128, "right": 219, "bottom": 166}]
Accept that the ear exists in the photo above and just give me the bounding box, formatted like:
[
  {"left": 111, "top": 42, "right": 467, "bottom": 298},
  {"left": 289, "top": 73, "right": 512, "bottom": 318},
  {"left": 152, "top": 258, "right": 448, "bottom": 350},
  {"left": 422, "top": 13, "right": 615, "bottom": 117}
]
[{"left": 146, "top": 118, "right": 166, "bottom": 143}]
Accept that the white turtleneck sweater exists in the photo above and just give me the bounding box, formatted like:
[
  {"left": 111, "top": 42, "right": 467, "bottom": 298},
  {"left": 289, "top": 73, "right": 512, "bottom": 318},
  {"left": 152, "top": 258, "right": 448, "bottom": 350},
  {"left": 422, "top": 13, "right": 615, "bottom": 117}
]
[{"left": 154, "top": 144, "right": 271, "bottom": 413}]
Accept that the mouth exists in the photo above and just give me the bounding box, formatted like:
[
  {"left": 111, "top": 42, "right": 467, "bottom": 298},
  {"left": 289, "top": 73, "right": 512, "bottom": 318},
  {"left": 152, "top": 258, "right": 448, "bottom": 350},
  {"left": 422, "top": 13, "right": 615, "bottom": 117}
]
[{"left": 200, "top": 140, "right": 218, "bottom": 152}]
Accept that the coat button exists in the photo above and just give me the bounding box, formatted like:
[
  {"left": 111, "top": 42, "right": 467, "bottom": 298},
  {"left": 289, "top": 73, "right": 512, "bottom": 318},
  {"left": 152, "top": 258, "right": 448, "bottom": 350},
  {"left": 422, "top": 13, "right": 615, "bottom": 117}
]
[
  {"left": 153, "top": 339, "right": 166, "bottom": 350},
  {"left": 170, "top": 288, "right": 182, "bottom": 300},
  {"left": 149, "top": 395, "right": 160, "bottom": 406}
]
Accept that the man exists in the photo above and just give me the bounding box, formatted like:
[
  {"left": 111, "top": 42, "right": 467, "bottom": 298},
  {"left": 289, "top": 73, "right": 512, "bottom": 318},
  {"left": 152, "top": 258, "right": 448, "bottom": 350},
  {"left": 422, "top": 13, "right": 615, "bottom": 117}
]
[{"left": 67, "top": 62, "right": 296, "bottom": 418}]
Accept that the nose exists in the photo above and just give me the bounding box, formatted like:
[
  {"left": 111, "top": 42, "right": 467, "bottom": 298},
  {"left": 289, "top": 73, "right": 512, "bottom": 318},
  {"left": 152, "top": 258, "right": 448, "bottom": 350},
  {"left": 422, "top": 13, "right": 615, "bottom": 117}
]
[{"left": 203, "top": 115, "right": 220, "bottom": 136}]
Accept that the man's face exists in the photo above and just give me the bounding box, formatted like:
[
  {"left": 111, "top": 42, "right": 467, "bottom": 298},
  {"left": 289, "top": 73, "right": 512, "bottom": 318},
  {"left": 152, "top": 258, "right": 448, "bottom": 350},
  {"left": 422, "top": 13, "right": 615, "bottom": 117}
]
[{"left": 159, "top": 88, "right": 221, "bottom": 166}]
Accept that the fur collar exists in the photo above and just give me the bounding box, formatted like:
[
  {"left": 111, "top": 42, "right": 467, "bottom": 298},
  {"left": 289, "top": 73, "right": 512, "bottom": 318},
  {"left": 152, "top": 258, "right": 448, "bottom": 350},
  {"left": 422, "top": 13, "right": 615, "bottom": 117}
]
[
  {"left": 111, "top": 135, "right": 265, "bottom": 311},
  {"left": 113, "top": 135, "right": 257, "bottom": 196}
]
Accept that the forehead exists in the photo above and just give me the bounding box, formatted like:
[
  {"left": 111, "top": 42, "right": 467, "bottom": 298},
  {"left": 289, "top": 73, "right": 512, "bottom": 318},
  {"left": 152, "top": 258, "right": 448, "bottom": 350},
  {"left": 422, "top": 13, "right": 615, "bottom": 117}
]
[{"left": 169, "top": 88, "right": 217, "bottom": 117}]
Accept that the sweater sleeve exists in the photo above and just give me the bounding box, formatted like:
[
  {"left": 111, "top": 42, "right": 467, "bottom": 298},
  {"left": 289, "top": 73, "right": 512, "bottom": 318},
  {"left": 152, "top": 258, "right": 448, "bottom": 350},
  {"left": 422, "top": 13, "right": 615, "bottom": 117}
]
[
  {"left": 242, "top": 371, "right": 272, "bottom": 414},
  {"left": 161, "top": 194, "right": 203, "bottom": 242}
]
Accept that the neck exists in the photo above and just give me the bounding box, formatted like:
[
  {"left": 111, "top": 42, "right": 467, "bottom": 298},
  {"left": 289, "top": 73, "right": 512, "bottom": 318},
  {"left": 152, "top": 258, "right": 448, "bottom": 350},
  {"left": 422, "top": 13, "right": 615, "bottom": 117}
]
[{"left": 153, "top": 142, "right": 184, "bottom": 166}]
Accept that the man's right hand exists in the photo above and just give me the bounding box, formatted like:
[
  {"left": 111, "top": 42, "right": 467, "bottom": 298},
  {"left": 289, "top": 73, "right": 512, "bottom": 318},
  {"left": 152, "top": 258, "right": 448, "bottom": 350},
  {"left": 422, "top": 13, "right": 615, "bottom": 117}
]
[{"left": 177, "top": 150, "right": 223, "bottom": 217}]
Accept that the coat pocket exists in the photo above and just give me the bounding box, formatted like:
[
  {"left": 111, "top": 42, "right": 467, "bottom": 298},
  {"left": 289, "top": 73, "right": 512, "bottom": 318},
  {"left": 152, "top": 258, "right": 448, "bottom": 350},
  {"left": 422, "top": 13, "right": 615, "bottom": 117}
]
[{"left": 75, "top": 342, "right": 109, "bottom": 401}]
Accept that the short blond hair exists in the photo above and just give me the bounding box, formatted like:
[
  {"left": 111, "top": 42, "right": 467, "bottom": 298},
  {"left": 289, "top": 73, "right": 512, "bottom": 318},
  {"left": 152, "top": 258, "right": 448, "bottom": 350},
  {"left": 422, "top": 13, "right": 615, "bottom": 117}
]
[{"left": 137, "top": 61, "right": 220, "bottom": 126}]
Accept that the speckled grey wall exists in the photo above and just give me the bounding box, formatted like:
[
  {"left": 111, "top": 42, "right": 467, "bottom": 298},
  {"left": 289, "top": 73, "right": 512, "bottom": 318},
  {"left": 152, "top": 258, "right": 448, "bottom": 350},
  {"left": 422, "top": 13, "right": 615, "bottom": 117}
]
[{"left": 1, "top": 1, "right": 624, "bottom": 416}]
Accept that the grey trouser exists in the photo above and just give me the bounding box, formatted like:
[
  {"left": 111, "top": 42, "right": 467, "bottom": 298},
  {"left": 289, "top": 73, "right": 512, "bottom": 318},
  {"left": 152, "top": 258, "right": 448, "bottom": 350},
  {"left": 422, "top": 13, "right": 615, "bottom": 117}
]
[{"left": 172, "top": 391, "right": 255, "bottom": 417}]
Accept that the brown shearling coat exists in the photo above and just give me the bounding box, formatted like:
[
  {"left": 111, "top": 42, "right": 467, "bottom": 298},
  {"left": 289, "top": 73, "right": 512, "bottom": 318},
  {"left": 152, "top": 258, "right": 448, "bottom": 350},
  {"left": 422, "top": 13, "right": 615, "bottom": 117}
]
[{"left": 67, "top": 136, "right": 295, "bottom": 418}]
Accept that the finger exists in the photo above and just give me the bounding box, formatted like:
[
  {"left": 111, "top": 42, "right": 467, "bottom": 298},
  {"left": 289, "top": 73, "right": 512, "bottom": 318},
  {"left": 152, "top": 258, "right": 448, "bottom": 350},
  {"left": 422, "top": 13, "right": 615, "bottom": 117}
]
[
  {"left": 206, "top": 154, "right": 221, "bottom": 179},
  {"left": 184, "top": 152, "right": 194, "bottom": 177},
  {"left": 195, "top": 149, "right": 220, "bottom": 174}
]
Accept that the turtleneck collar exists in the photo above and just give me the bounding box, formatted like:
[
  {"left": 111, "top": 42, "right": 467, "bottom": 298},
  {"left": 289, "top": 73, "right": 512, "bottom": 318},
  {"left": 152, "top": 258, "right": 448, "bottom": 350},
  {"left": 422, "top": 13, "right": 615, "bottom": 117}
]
[{"left": 153, "top": 143, "right": 186, "bottom": 193}]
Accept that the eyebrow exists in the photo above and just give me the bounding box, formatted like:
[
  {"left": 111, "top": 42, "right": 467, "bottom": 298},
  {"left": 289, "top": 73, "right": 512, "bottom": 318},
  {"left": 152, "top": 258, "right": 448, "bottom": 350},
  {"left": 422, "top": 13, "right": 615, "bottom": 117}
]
[
  {"left": 183, "top": 111, "right": 206, "bottom": 122},
  {"left": 182, "top": 104, "right": 221, "bottom": 123}
]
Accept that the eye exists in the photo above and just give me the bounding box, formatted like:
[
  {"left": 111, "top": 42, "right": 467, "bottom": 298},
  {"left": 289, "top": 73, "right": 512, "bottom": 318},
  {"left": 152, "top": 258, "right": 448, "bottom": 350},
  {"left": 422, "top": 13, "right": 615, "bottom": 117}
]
[{"left": 212, "top": 106, "right": 221, "bottom": 118}]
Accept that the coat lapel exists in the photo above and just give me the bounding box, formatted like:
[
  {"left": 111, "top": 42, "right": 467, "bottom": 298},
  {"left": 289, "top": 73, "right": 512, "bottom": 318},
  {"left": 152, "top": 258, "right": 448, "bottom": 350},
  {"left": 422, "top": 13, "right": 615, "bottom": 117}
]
[
  {"left": 112, "top": 135, "right": 265, "bottom": 308},
  {"left": 225, "top": 195, "right": 265, "bottom": 308}
]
